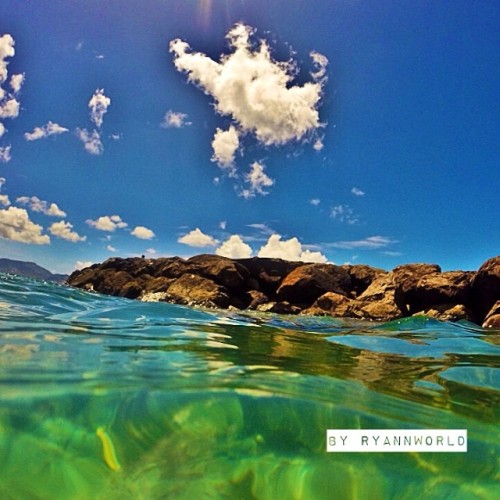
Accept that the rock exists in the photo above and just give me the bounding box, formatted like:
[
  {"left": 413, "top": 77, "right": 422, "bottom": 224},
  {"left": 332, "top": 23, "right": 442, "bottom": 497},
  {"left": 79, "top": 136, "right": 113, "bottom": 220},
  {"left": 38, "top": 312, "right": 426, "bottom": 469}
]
[
  {"left": 166, "top": 273, "right": 231, "bottom": 308},
  {"left": 482, "top": 300, "right": 500, "bottom": 329},
  {"left": 246, "top": 290, "right": 269, "bottom": 310},
  {"left": 276, "top": 264, "right": 352, "bottom": 306},
  {"left": 353, "top": 273, "right": 405, "bottom": 321},
  {"left": 119, "top": 281, "right": 143, "bottom": 299},
  {"left": 256, "top": 301, "right": 301, "bottom": 315},
  {"left": 237, "top": 257, "right": 301, "bottom": 295},
  {"left": 140, "top": 291, "right": 169, "bottom": 302},
  {"left": 415, "top": 303, "right": 473, "bottom": 322},
  {"left": 342, "top": 265, "right": 386, "bottom": 297},
  {"left": 401, "top": 271, "right": 474, "bottom": 314},
  {"left": 471, "top": 256, "right": 500, "bottom": 324},
  {"left": 309, "top": 292, "right": 354, "bottom": 317},
  {"left": 187, "top": 254, "right": 250, "bottom": 290},
  {"left": 142, "top": 276, "right": 176, "bottom": 293}
]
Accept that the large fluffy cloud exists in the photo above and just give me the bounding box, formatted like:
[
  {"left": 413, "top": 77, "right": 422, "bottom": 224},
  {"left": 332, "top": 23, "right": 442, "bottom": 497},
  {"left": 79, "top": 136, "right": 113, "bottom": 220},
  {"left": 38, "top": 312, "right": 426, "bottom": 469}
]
[
  {"left": 215, "top": 234, "right": 252, "bottom": 259},
  {"left": 16, "top": 196, "right": 67, "bottom": 217},
  {"left": 178, "top": 227, "right": 218, "bottom": 247},
  {"left": 86, "top": 215, "right": 127, "bottom": 232},
  {"left": 257, "top": 234, "right": 327, "bottom": 263},
  {"left": 0, "top": 206, "right": 50, "bottom": 244},
  {"left": 170, "top": 23, "right": 327, "bottom": 190},
  {"left": 49, "top": 221, "right": 86, "bottom": 242},
  {"left": 25, "top": 122, "right": 69, "bottom": 141}
]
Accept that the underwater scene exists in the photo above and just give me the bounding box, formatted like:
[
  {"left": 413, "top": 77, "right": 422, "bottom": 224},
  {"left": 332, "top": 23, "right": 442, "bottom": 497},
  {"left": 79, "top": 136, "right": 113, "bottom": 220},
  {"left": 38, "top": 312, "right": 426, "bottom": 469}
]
[{"left": 0, "top": 273, "right": 498, "bottom": 499}]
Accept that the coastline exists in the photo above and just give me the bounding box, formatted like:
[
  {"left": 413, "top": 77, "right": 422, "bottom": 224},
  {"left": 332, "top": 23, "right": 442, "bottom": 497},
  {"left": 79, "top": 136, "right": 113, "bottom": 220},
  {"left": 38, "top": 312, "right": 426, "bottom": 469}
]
[{"left": 67, "top": 254, "right": 500, "bottom": 329}]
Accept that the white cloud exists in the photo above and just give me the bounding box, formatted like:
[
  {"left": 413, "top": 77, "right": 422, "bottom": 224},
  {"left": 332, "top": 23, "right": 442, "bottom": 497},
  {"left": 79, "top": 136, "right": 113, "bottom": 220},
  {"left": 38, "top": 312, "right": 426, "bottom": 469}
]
[
  {"left": 310, "top": 51, "right": 329, "bottom": 81},
  {"left": 107, "top": 244, "right": 117, "bottom": 252},
  {"left": 170, "top": 23, "right": 326, "bottom": 171},
  {"left": 310, "top": 198, "right": 320, "bottom": 206},
  {"left": 239, "top": 161, "right": 274, "bottom": 199},
  {"left": 0, "top": 34, "right": 15, "bottom": 84},
  {"left": 16, "top": 196, "right": 67, "bottom": 217},
  {"left": 178, "top": 227, "right": 218, "bottom": 247},
  {"left": 313, "top": 138, "right": 324, "bottom": 151},
  {"left": 215, "top": 234, "right": 252, "bottom": 259},
  {"left": 161, "top": 110, "right": 191, "bottom": 128},
  {"left": 219, "top": 220, "right": 227, "bottom": 230},
  {"left": 24, "top": 121, "right": 69, "bottom": 141},
  {"left": 86, "top": 215, "right": 127, "bottom": 232},
  {"left": 0, "top": 206, "right": 50, "bottom": 244},
  {"left": 145, "top": 248, "right": 157, "bottom": 256},
  {"left": 131, "top": 226, "right": 155, "bottom": 240},
  {"left": 0, "top": 145, "right": 11, "bottom": 163},
  {"left": 75, "top": 260, "right": 93, "bottom": 270},
  {"left": 88, "top": 88, "right": 111, "bottom": 129},
  {"left": 330, "top": 204, "right": 359, "bottom": 225},
  {"left": 10, "top": 73, "right": 24, "bottom": 94},
  {"left": 0, "top": 194, "right": 10, "bottom": 206},
  {"left": 76, "top": 128, "right": 103, "bottom": 155},
  {"left": 211, "top": 126, "right": 239, "bottom": 171},
  {"left": 330, "top": 236, "right": 395, "bottom": 250},
  {"left": 0, "top": 98, "right": 19, "bottom": 119},
  {"left": 257, "top": 234, "right": 327, "bottom": 263},
  {"left": 351, "top": 187, "right": 365, "bottom": 196},
  {"left": 49, "top": 221, "right": 86, "bottom": 242},
  {"left": 0, "top": 122, "right": 4, "bottom": 138}
]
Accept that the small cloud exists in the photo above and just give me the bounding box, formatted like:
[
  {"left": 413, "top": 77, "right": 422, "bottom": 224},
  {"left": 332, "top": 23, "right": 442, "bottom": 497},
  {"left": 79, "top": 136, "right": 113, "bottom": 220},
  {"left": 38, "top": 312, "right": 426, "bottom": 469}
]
[
  {"left": 161, "top": 110, "right": 191, "bottom": 128},
  {"left": 95, "top": 54, "right": 105, "bottom": 60},
  {"left": 247, "top": 223, "right": 275, "bottom": 236},
  {"left": 330, "top": 236, "right": 396, "bottom": 250},
  {"left": 88, "top": 88, "right": 110, "bottom": 129},
  {"left": 0, "top": 145, "right": 11, "bottom": 163},
  {"left": 109, "top": 133, "right": 122, "bottom": 141},
  {"left": 131, "top": 226, "right": 155, "bottom": 240},
  {"left": 25, "top": 121, "right": 69, "bottom": 141},
  {"left": 107, "top": 244, "right": 117, "bottom": 252},
  {"left": 257, "top": 234, "right": 327, "bottom": 263},
  {"left": 216, "top": 234, "right": 252, "bottom": 259},
  {"left": 0, "top": 122, "right": 5, "bottom": 138},
  {"left": 219, "top": 220, "right": 227, "bottom": 230},
  {"left": 178, "top": 227, "right": 218, "bottom": 247},
  {"left": 239, "top": 161, "right": 274, "bottom": 199},
  {"left": 310, "top": 51, "right": 329, "bottom": 81},
  {"left": 313, "top": 138, "right": 324, "bottom": 151},
  {"left": 211, "top": 126, "right": 239, "bottom": 172},
  {"left": 75, "top": 260, "right": 93, "bottom": 270},
  {"left": 16, "top": 196, "right": 67, "bottom": 217},
  {"left": 382, "top": 251, "right": 403, "bottom": 257},
  {"left": 0, "top": 194, "right": 10, "bottom": 206},
  {"left": 310, "top": 198, "right": 320, "bottom": 206},
  {"left": 10, "top": 73, "right": 24, "bottom": 94},
  {"left": 76, "top": 128, "right": 103, "bottom": 155},
  {"left": 49, "top": 220, "right": 86, "bottom": 242},
  {"left": 75, "top": 41, "right": 84, "bottom": 51},
  {"left": 330, "top": 204, "right": 359, "bottom": 225},
  {"left": 0, "top": 206, "right": 50, "bottom": 245},
  {"left": 351, "top": 187, "right": 365, "bottom": 196},
  {"left": 86, "top": 215, "right": 127, "bottom": 232},
  {"left": 0, "top": 98, "right": 19, "bottom": 119}
]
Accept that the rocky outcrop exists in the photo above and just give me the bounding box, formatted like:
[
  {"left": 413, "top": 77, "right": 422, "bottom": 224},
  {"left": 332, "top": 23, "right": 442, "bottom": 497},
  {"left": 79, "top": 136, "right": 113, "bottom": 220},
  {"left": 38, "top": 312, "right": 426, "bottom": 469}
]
[{"left": 66, "top": 254, "right": 500, "bottom": 327}]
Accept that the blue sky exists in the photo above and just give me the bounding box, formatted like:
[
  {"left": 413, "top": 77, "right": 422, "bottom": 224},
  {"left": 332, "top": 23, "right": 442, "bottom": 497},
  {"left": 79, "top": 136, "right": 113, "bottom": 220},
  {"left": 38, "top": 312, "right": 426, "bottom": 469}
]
[{"left": 0, "top": 0, "right": 498, "bottom": 274}]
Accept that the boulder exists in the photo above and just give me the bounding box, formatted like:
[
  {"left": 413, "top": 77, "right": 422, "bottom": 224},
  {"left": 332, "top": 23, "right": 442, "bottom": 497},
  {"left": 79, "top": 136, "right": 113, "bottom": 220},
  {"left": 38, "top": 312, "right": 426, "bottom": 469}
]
[
  {"left": 187, "top": 254, "right": 250, "bottom": 290},
  {"left": 256, "top": 301, "right": 301, "bottom": 315},
  {"left": 246, "top": 290, "right": 269, "bottom": 310},
  {"left": 470, "top": 256, "right": 500, "bottom": 324},
  {"left": 414, "top": 303, "right": 473, "bottom": 322},
  {"left": 237, "top": 257, "right": 301, "bottom": 295},
  {"left": 309, "top": 292, "right": 354, "bottom": 317},
  {"left": 342, "top": 265, "right": 386, "bottom": 297},
  {"left": 276, "top": 264, "right": 352, "bottom": 306},
  {"left": 482, "top": 300, "right": 500, "bottom": 329},
  {"left": 166, "top": 273, "right": 230, "bottom": 308},
  {"left": 401, "top": 271, "right": 474, "bottom": 314}
]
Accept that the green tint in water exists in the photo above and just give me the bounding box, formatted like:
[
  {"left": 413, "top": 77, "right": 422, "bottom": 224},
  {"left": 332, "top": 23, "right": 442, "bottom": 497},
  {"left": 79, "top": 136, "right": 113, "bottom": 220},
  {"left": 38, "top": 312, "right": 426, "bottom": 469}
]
[{"left": 0, "top": 274, "right": 499, "bottom": 499}]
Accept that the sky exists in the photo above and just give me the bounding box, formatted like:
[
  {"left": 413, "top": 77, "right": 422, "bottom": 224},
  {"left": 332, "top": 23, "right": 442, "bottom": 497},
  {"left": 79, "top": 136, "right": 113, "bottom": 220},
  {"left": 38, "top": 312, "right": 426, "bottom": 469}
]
[{"left": 0, "top": 0, "right": 498, "bottom": 274}]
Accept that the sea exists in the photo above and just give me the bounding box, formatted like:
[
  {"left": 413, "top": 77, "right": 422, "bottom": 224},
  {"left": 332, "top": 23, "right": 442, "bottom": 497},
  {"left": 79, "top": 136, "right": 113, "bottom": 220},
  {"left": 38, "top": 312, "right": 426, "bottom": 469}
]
[{"left": 0, "top": 273, "right": 498, "bottom": 499}]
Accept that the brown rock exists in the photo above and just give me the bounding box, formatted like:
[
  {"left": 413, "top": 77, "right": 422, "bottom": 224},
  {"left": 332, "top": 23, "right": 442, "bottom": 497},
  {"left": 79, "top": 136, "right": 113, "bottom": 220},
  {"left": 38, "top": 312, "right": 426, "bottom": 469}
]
[
  {"left": 246, "top": 290, "right": 269, "bottom": 310},
  {"left": 482, "top": 300, "right": 500, "bottom": 329},
  {"left": 276, "top": 264, "right": 351, "bottom": 306},
  {"left": 256, "top": 301, "right": 301, "bottom": 315},
  {"left": 471, "top": 256, "right": 500, "bottom": 323},
  {"left": 342, "top": 265, "right": 386, "bottom": 297},
  {"left": 167, "top": 273, "right": 230, "bottom": 308},
  {"left": 402, "top": 271, "right": 474, "bottom": 314},
  {"left": 310, "top": 292, "right": 354, "bottom": 317},
  {"left": 415, "top": 303, "right": 473, "bottom": 322},
  {"left": 187, "top": 254, "right": 250, "bottom": 290}
]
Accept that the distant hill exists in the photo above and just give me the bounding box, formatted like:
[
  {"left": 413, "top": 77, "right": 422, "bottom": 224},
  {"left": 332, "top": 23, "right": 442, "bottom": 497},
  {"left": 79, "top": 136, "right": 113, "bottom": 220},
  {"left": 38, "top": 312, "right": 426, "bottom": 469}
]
[{"left": 0, "top": 258, "right": 68, "bottom": 283}]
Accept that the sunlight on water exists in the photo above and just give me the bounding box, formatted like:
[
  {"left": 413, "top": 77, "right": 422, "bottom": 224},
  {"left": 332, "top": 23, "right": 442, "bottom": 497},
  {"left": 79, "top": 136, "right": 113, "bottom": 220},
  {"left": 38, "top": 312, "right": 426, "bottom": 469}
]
[{"left": 0, "top": 274, "right": 499, "bottom": 499}]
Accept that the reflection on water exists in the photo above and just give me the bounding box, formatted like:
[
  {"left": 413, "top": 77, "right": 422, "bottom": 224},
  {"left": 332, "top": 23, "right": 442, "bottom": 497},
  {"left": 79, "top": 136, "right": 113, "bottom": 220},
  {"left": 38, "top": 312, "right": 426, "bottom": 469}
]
[{"left": 0, "top": 274, "right": 499, "bottom": 499}]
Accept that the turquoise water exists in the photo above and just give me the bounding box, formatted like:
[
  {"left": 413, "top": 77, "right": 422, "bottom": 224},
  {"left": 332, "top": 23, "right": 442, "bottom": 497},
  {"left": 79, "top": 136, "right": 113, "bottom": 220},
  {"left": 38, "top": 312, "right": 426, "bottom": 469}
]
[{"left": 0, "top": 273, "right": 498, "bottom": 499}]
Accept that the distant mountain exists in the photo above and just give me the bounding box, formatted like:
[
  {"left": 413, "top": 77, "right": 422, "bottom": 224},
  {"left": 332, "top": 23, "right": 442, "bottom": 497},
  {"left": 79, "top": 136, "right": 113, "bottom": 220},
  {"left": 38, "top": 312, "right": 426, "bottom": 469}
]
[{"left": 0, "top": 258, "right": 68, "bottom": 283}]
